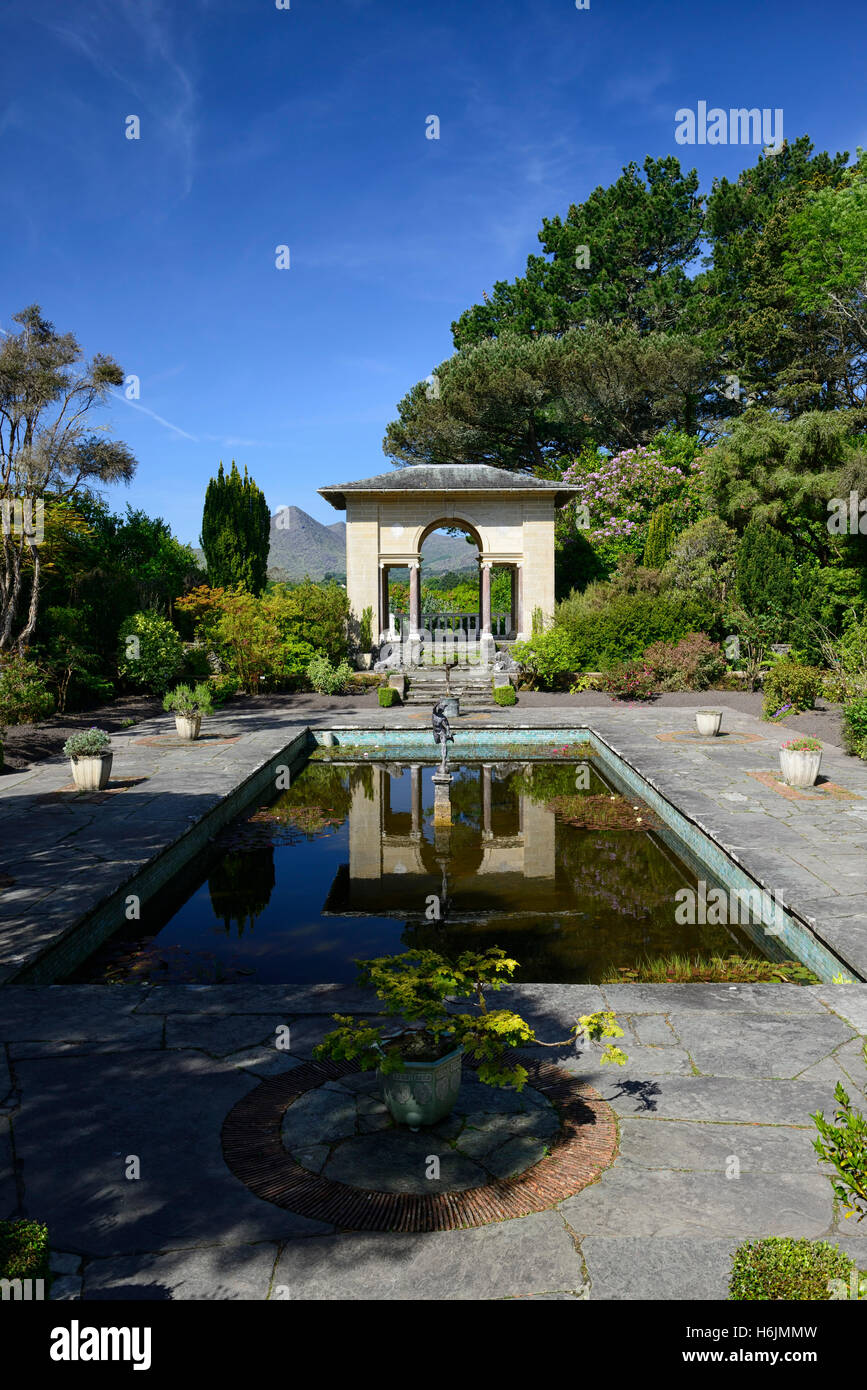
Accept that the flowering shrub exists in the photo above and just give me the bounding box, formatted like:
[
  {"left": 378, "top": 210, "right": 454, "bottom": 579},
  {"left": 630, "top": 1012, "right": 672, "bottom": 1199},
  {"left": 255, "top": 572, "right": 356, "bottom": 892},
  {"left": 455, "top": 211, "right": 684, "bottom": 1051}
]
[
  {"left": 643, "top": 633, "right": 726, "bottom": 691},
  {"left": 562, "top": 440, "right": 698, "bottom": 569},
  {"left": 63, "top": 727, "right": 111, "bottom": 758},
  {"left": 598, "top": 660, "right": 657, "bottom": 700},
  {"left": 780, "top": 737, "right": 822, "bottom": 752}
]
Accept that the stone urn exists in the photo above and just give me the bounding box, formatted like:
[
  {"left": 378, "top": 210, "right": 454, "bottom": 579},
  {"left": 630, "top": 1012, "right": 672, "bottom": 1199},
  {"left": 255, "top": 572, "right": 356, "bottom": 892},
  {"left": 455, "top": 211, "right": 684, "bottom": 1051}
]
[
  {"left": 696, "top": 709, "right": 723, "bottom": 737},
  {"left": 780, "top": 745, "right": 822, "bottom": 788},
  {"left": 380, "top": 1043, "right": 464, "bottom": 1131},
  {"left": 174, "top": 713, "right": 202, "bottom": 741},
  {"left": 70, "top": 752, "right": 113, "bottom": 791},
  {"left": 441, "top": 695, "right": 460, "bottom": 720}
]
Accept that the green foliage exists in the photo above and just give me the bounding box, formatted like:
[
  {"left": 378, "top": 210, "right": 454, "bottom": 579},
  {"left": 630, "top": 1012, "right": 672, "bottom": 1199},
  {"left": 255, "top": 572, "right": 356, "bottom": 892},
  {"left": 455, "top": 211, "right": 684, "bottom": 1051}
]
[
  {"left": 209, "top": 673, "right": 240, "bottom": 706},
  {"left": 663, "top": 516, "right": 739, "bottom": 606},
  {"left": 117, "top": 611, "right": 185, "bottom": 694},
  {"left": 724, "top": 606, "right": 782, "bottom": 689},
  {"left": 378, "top": 685, "right": 400, "bottom": 707},
  {"left": 642, "top": 503, "right": 677, "bottom": 569},
  {"left": 728, "top": 1237, "right": 857, "bottom": 1301},
  {"left": 63, "top": 726, "right": 111, "bottom": 758},
  {"left": 359, "top": 606, "right": 373, "bottom": 651},
  {"left": 842, "top": 697, "right": 867, "bottom": 759},
  {"left": 306, "top": 654, "right": 353, "bottom": 694},
  {"left": 314, "top": 948, "right": 627, "bottom": 1092},
  {"left": 162, "top": 682, "right": 215, "bottom": 718},
  {"left": 0, "top": 654, "right": 55, "bottom": 728},
  {"left": 36, "top": 605, "right": 107, "bottom": 713},
  {"left": 492, "top": 683, "right": 517, "bottom": 705},
  {"left": 762, "top": 661, "right": 825, "bottom": 720},
  {"left": 812, "top": 1044, "right": 867, "bottom": 1224},
  {"left": 735, "top": 521, "right": 796, "bottom": 618},
  {"left": 0, "top": 1218, "right": 50, "bottom": 1281},
  {"left": 200, "top": 461, "right": 270, "bottom": 595},
  {"left": 783, "top": 148, "right": 867, "bottom": 352}
]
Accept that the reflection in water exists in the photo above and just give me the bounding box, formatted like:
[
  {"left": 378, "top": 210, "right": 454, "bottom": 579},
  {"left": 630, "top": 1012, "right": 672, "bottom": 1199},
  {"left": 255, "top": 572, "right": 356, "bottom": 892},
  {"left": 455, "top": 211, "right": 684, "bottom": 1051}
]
[
  {"left": 73, "top": 757, "right": 775, "bottom": 985},
  {"left": 208, "top": 848, "right": 276, "bottom": 935}
]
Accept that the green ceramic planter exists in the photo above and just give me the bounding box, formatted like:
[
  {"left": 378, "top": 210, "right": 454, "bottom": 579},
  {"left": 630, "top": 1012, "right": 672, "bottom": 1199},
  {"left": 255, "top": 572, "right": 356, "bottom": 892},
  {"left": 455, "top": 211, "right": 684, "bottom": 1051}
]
[{"left": 380, "top": 1043, "right": 464, "bottom": 1131}]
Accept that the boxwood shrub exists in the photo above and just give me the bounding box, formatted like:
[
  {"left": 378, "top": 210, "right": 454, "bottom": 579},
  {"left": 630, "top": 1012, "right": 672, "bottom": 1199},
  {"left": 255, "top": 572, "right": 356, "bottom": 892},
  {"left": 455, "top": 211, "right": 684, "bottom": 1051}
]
[
  {"left": 493, "top": 683, "right": 517, "bottom": 705},
  {"left": 378, "top": 686, "right": 399, "bottom": 707},
  {"left": 728, "top": 1237, "right": 855, "bottom": 1300},
  {"left": 0, "top": 1218, "right": 50, "bottom": 1281}
]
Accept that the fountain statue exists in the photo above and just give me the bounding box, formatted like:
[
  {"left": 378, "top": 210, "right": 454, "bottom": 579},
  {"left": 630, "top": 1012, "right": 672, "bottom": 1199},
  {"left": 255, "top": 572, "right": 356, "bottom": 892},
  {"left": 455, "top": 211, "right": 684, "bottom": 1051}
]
[
  {"left": 432, "top": 700, "right": 454, "bottom": 772},
  {"left": 431, "top": 701, "right": 454, "bottom": 826}
]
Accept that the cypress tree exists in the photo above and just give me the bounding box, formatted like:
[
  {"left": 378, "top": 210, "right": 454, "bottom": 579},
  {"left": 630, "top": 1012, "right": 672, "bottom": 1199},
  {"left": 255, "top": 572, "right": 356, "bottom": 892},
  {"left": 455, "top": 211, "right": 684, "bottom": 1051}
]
[
  {"left": 643, "top": 503, "right": 677, "bottom": 569},
  {"left": 200, "top": 461, "right": 270, "bottom": 594},
  {"left": 735, "top": 521, "right": 796, "bottom": 614}
]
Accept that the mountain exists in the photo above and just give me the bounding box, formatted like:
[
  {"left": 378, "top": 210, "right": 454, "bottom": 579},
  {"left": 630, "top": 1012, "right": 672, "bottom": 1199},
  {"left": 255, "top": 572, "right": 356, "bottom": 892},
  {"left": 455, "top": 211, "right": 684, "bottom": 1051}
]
[
  {"left": 266, "top": 507, "right": 478, "bottom": 581},
  {"left": 268, "top": 506, "right": 347, "bottom": 580}
]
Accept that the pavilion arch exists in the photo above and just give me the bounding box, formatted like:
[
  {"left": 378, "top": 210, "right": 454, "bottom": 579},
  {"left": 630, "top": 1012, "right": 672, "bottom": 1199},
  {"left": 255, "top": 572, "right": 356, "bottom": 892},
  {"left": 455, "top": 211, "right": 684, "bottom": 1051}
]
[{"left": 318, "top": 463, "right": 579, "bottom": 657}]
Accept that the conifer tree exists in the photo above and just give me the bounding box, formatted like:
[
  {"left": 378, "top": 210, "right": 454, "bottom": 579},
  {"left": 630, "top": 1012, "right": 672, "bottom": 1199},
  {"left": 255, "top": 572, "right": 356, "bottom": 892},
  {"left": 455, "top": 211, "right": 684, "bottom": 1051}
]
[
  {"left": 200, "top": 461, "right": 270, "bottom": 594},
  {"left": 643, "top": 503, "right": 677, "bottom": 569}
]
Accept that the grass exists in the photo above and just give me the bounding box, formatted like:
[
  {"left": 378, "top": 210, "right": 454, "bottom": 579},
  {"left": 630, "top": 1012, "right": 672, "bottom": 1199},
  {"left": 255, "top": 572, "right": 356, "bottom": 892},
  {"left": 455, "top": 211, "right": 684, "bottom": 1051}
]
[{"left": 602, "top": 953, "right": 819, "bottom": 984}]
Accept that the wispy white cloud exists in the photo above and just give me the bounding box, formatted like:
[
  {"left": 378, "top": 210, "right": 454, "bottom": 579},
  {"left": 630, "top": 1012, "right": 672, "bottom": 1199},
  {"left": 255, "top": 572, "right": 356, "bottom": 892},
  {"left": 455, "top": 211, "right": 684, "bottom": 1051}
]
[
  {"left": 33, "top": 0, "right": 200, "bottom": 197},
  {"left": 115, "top": 393, "right": 198, "bottom": 441}
]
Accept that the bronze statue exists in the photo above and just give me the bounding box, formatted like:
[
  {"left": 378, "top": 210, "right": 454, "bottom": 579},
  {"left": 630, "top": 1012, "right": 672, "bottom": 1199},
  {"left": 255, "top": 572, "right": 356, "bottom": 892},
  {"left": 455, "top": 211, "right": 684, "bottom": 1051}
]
[{"left": 432, "top": 700, "right": 453, "bottom": 770}]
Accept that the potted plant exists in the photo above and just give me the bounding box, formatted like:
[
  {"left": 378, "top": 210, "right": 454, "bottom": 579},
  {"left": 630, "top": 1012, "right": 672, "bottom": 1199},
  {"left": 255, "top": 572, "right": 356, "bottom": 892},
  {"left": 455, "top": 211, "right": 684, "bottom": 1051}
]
[
  {"left": 314, "top": 948, "right": 627, "bottom": 1131},
  {"left": 62, "top": 727, "right": 112, "bottom": 791},
  {"left": 162, "top": 682, "right": 214, "bottom": 740},
  {"left": 780, "top": 736, "right": 823, "bottom": 788},
  {"left": 696, "top": 708, "right": 723, "bottom": 736}
]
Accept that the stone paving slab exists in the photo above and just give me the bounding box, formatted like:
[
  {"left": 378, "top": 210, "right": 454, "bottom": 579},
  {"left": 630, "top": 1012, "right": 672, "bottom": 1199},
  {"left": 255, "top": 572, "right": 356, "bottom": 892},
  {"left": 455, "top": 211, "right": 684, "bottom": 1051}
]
[
  {"left": 617, "top": 1118, "right": 820, "bottom": 1172},
  {"left": 581, "top": 1236, "right": 737, "bottom": 1300},
  {"left": 560, "top": 1167, "right": 834, "bottom": 1238},
  {"left": 81, "top": 1244, "right": 280, "bottom": 1301},
  {"left": 269, "top": 1211, "right": 584, "bottom": 1300}
]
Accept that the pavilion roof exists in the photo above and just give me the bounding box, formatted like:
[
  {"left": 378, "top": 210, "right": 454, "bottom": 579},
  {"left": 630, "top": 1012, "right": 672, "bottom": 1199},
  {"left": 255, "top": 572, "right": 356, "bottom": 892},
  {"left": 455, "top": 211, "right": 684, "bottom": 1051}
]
[{"left": 319, "top": 463, "right": 579, "bottom": 510}]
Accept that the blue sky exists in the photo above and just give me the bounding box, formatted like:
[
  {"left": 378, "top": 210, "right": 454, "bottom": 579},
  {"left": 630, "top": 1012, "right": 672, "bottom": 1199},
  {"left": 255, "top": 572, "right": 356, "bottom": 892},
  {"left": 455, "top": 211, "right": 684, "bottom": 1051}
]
[{"left": 1, "top": 0, "right": 864, "bottom": 545}]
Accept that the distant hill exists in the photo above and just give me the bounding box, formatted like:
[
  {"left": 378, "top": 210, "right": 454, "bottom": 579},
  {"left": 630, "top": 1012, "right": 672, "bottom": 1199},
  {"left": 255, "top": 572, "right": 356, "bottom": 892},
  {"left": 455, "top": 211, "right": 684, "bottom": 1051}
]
[{"left": 265, "top": 507, "right": 477, "bottom": 582}]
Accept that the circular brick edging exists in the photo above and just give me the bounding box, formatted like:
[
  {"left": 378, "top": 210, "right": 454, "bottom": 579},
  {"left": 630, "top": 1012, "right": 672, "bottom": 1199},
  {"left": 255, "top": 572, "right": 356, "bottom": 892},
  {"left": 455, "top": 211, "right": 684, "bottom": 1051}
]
[{"left": 221, "top": 1056, "right": 618, "bottom": 1232}]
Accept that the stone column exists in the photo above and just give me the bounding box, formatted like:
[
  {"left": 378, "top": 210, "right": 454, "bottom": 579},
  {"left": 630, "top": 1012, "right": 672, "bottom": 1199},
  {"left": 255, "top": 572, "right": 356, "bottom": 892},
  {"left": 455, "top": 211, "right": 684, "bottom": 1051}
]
[
  {"left": 409, "top": 561, "right": 421, "bottom": 638},
  {"left": 516, "top": 565, "right": 524, "bottom": 638},
  {"left": 432, "top": 770, "right": 453, "bottom": 827},
  {"left": 379, "top": 565, "right": 390, "bottom": 640},
  {"left": 410, "top": 765, "right": 422, "bottom": 839},
  {"left": 481, "top": 561, "right": 492, "bottom": 635},
  {"left": 481, "top": 764, "right": 493, "bottom": 841}
]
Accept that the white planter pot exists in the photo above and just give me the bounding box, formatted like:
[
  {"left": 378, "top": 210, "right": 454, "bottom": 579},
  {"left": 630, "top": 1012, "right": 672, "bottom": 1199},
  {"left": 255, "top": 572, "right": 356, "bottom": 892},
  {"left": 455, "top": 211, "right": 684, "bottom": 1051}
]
[
  {"left": 779, "top": 748, "right": 822, "bottom": 788},
  {"left": 174, "top": 714, "right": 202, "bottom": 740},
  {"left": 696, "top": 709, "right": 723, "bottom": 737},
  {"left": 70, "top": 752, "right": 113, "bottom": 791}
]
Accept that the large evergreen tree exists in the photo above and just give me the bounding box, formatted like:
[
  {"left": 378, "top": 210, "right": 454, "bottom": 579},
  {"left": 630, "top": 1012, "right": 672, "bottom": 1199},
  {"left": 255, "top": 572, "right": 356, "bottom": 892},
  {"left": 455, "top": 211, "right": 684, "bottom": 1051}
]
[{"left": 200, "top": 461, "right": 270, "bottom": 595}]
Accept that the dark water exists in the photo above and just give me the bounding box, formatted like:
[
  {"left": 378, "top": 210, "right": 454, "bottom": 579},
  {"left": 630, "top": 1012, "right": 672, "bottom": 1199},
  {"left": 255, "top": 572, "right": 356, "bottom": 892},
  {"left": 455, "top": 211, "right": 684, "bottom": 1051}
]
[{"left": 70, "top": 756, "right": 770, "bottom": 985}]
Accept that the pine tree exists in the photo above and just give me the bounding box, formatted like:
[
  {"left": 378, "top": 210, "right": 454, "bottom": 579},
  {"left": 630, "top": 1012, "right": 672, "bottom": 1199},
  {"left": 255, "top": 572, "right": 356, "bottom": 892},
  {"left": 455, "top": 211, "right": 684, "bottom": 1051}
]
[
  {"left": 643, "top": 503, "right": 677, "bottom": 569},
  {"left": 200, "top": 462, "right": 270, "bottom": 595}
]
